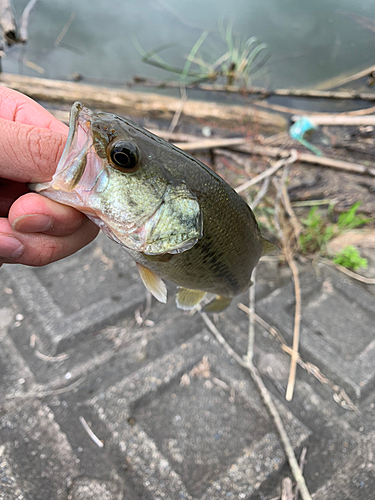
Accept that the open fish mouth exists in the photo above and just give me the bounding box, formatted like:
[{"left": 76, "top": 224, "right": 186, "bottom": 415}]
[{"left": 29, "top": 102, "right": 110, "bottom": 211}]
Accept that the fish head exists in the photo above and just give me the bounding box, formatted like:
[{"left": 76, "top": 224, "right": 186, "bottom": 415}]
[{"left": 30, "top": 102, "right": 202, "bottom": 255}]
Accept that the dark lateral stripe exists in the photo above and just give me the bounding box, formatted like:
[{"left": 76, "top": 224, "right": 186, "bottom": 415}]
[{"left": 199, "top": 240, "right": 240, "bottom": 293}]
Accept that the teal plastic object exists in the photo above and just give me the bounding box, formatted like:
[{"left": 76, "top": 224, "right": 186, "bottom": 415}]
[{"left": 289, "top": 116, "right": 323, "bottom": 156}]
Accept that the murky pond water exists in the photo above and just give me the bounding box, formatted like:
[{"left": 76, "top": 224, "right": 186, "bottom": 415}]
[{"left": 5, "top": 0, "right": 375, "bottom": 91}]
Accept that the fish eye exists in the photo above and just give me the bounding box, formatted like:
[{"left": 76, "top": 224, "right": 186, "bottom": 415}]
[{"left": 110, "top": 141, "right": 139, "bottom": 171}]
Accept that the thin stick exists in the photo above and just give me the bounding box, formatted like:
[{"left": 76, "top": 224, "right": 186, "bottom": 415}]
[
  {"left": 166, "top": 84, "right": 187, "bottom": 138},
  {"left": 317, "top": 63, "right": 375, "bottom": 90},
  {"left": 281, "top": 477, "right": 293, "bottom": 500},
  {"left": 232, "top": 144, "right": 375, "bottom": 177},
  {"left": 294, "top": 447, "right": 307, "bottom": 500},
  {"left": 174, "top": 137, "right": 248, "bottom": 151},
  {"left": 251, "top": 176, "right": 270, "bottom": 209},
  {"left": 320, "top": 258, "right": 375, "bottom": 285},
  {"left": 199, "top": 312, "right": 312, "bottom": 500},
  {"left": 79, "top": 416, "right": 104, "bottom": 448},
  {"left": 33, "top": 350, "right": 69, "bottom": 362},
  {"left": 235, "top": 150, "right": 297, "bottom": 194},
  {"left": 133, "top": 76, "right": 375, "bottom": 101},
  {"left": 346, "top": 105, "right": 375, "bottom": 116},
  {"left": 281, "top": 184, "right": 303, "bottom": 241},
  {"left": 14, "top": 375, "right": 86, "bottom": 399},
  {"left": 238, "top": 303, "right": 360, "bottom": 414},
  {"left": 283, "top": 243, "right": 302, "bottom": 402},
  {"left": 246, "top": 267, "right": 256, "bottom": 362},
  {"left": 54, "top": 11, "right": 77, "bottom": 47}
]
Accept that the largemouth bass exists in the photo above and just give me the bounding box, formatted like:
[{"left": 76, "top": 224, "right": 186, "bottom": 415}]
[{"left": 31, "top": 102, "right": 274, "bottom": 312}]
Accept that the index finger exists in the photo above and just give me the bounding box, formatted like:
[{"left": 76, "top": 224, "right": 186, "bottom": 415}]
[{"left": 0, "top": 86, "right": 68, "bottom": 134}]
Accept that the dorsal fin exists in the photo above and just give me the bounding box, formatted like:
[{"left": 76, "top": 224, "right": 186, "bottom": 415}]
[{"left": 136, "top": 263, "right": 167, "bottom": 303}]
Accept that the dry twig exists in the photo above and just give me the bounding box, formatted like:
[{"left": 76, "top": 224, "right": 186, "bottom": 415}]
[
  {"left": 54, "top": 10, "right": 76, "bottom": 47},
  {"left": 79, "top": 416, "right": 104, "bottom": 448},
  {"left": 199, "top": 312, "right": 312, "bottom": 500},
  {"left": 174, "top": 136, "right": 247, "bottom": 151},
  {"left": 282, "top": 244, "right": 302, "bottom": 402},
  {"left": 245, "top": 267, "right": 256, "bottom": 363},
  {"left": 294, "top": 447, "right": 307, "bottom": 500},
  {"left": 235, "top": 150, "right": 297, "bottom": 194},
  {"left": 320, "top": 258, "right": 375, "bottom": 285},
  {"left": 133, "top": 76, "right": 375, "bottom": 101},
  {"left": 232, "top": 143, "right": 375, "bottom": 177},
  {"left": 281, "top": 477, "right": 293, "bottom": 500},
  {"left": 237, "top": 303, "right": 360, "bottom": 414},
  {"left": 166, "top": 84, "right": 187, "bottom": 138}
]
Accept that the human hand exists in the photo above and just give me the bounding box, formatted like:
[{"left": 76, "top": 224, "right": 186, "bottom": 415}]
[{"left": 0, "top": 87, "right": 99, "bottom": 268}]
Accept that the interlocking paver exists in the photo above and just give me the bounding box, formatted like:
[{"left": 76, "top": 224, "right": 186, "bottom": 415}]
[
  {"left": 256, "top": 263, "right": 375, "bottom": 399},
  {"left": 0, "top": 232, "right": 374, "bottom": 499},
  {"left": 0, "top": 401, "right": 79, "bottom": 500}
]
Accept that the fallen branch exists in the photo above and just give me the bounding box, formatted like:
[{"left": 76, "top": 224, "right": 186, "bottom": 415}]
[
  {"left": 132, "top": 76, "right": 375, "bottom": 101},
  {"left": 232, "top": 143, "right": 375, "bottom": 177},
  {"left": 199, "top": 312, "right": 312, "bottom": 500},
  {"left": 0, "top": 73, "right": 286, "bottom": 133}
]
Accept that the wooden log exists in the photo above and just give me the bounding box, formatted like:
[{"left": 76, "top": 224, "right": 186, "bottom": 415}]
[
  {"left": 0, "top": 73, "right": 287, "bottom": 133},
  {"left": 0, "top": 0, "right": 17, "bottom": 44}
]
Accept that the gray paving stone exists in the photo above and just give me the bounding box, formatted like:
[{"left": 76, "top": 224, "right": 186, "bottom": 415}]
[
  {"left": 0, "top": 400, "right": 79, "bottom": 500},
  {"left": 2, "top": 249, "right": 375, "bottom": 499},
  {"left": 86, "top": 333, "right": 310, "bottom": 499},
  {"left": 0, "top": 309, "right": 35, "bottom": 406},
  {"left": 0, "top": 454, "right": 25, "bottom": 500},
  {"left": 67, "top": 478, "right": 116, "bottom": 500},
  {"left": 312, "top": 432, "right": 375, "bottom": 500},
  {"left": 3, "top": 235, "right": 146, "bottom": 351},
  {"left": 256, "top": 263, "right": 375, "bottom": 399}
]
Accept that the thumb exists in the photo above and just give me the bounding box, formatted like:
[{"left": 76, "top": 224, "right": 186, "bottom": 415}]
[{"left": 0, "top": 117, "right": 67, "bottom": 184}]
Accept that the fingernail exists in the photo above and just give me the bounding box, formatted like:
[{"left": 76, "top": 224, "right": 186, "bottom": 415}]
[
  {"left": 0, "top": 234, "right": 24, "bottom": 259},
  {"left": 12, "top": 214, "right": 52, "bottom": 233}
]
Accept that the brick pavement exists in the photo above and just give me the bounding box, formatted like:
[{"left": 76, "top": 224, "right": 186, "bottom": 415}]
[{"left": 1, "top": 233, "right": 374, "bottom": 499}]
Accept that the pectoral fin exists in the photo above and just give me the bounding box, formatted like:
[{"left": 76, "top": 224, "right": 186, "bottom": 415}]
[
  {"left": 176, "top": 287, "right": 206, "bottom": 310},
  {"left": 136, "top": 263, "right": 167, "bottom": 303},
  {"left": 203, "top": 295, "right": 232, "bottom": 313}
]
